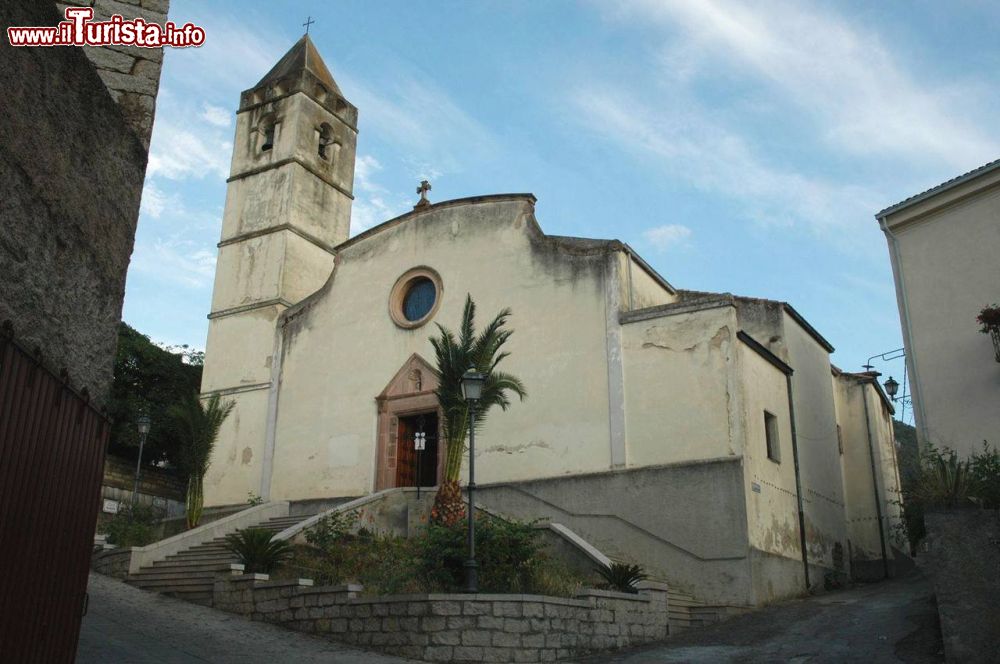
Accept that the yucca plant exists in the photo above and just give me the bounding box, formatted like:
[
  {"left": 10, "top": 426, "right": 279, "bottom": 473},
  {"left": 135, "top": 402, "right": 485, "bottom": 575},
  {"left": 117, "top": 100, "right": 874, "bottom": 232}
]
[
  {"left": 596, "top": 561, "right": 648, "bottom": 594},
  {"left": 913, "top": 448, "right": 971, "bottom": 509},
  {"left": 429, "top": 295, "right": 526, "bottom": 526},
  {"left": 224, "top": 527, "right": 293, "bottom": 574},
  {"left": 170, "top": 393, "right": 235, "bottom": 528}
]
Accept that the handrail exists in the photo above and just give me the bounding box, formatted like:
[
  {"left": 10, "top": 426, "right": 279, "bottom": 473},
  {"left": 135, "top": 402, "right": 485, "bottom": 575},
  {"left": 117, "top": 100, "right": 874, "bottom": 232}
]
[
  {"left": 271, "top": 489, "right": 402, "bottom": 542},
  {"left": 128, "top": 501, "right": 289, "bottom": 574}
]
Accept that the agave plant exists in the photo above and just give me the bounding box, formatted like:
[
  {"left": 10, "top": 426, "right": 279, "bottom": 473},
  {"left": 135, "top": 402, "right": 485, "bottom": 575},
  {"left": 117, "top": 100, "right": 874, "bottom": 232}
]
[
  {"left": 429, "top": 295, "right": 526, "bottom": 526},
  {"left": 224, "top": 527, "right": 293, "bottom": 574},
  {"left": 596, "top": 561, "right": 648, "bottom": 594}
]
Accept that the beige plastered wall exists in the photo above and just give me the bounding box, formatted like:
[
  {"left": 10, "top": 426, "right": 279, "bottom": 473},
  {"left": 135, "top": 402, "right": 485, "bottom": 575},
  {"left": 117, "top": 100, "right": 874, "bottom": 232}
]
[
  {"left": 883, "top": 175, "right": 1000, "bottom": 458},
  {"left": 261, "top": 198, "right": 639, "bottom": 503}
]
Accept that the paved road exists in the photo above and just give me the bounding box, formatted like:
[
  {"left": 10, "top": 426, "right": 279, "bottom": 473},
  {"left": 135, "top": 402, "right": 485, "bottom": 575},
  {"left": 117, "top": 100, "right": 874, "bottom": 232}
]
[
  {"left": 585, "top": 571, "right": 943, "bottom": 664},
  {"left": 76, "top": 573, "right": 417, "bottom": 663}
]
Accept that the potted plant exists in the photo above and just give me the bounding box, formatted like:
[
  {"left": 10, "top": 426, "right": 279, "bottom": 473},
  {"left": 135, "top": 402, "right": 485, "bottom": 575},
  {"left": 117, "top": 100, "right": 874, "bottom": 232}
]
[{"left": 977, "top": 304, "right": 1000, "bottom": 362}]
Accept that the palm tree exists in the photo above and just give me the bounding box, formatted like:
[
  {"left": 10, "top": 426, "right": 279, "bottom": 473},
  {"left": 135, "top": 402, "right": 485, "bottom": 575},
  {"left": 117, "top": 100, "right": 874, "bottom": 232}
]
[
  {"left": 170, "top": 393, "right": 235, "bottom": 528},
  {"left": 429, "top": 295, "right": 526, "bottom": 525}
]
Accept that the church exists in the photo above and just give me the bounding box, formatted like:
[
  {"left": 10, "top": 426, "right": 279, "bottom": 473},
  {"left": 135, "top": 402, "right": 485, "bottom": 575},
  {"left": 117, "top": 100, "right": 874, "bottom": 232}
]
[{"left": 200, "top": 35, "right": 903, "bottom": 608}]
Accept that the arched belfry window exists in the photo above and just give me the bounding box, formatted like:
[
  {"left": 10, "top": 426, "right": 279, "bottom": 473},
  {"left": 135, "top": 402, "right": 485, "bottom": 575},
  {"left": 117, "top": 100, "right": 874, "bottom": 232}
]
[
  {"left": 261, "top": 121, "right": 275, "bottom": 152},
  {"left": 318, "top": 123, "right": 335, "bottom": 161}
]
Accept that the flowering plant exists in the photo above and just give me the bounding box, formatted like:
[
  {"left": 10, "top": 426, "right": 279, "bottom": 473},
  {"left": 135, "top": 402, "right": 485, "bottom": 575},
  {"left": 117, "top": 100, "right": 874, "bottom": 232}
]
[{"left": 977, "top": 304, "right": 1000, "bottom": 332}]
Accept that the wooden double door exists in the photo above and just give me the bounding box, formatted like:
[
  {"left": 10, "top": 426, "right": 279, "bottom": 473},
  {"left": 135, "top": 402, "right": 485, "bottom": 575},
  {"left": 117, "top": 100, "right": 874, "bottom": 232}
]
[{"left": 395, "top": 411, "right": 440, "bottom": 488}]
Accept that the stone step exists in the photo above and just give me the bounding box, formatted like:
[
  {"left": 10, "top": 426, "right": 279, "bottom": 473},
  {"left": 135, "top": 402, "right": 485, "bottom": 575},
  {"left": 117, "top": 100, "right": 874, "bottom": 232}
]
[
  {"left": 130, "top": 570, "right": 220, "bottom": 583},
  {"left": 164, "top": 554, "right": 237, "bottom": 564},
  {"left": 151, "top": 559, "right": 238, "bottom": 570},
  {"left": 132, "top": 577, "right": 213, "bottom": 590}
]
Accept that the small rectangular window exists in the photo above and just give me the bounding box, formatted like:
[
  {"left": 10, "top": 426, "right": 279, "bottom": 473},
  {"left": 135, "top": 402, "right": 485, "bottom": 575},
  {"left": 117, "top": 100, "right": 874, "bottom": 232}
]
[{"left": 764, "top": 410, "right": 780, "bottom": 462}]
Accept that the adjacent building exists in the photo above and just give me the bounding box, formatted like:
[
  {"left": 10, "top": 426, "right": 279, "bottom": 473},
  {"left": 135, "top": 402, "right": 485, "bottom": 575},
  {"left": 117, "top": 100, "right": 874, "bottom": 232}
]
[{"left": 877, "top": 160, "right": 1000, "bottom": 457}]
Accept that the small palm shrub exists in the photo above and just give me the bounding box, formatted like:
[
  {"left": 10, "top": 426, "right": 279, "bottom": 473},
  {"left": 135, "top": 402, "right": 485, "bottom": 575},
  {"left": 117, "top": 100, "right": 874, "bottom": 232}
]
[
  {"left": 596, "top": 561, "right": 648, "bottom": 593},
  {"left": 224, "top": 527, "right": 293, "bottom": 573}
]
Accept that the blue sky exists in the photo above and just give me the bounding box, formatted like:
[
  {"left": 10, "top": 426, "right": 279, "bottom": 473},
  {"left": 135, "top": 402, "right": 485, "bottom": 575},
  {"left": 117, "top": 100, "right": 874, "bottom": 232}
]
[{"left": 123, "top": 0, "right": 999, "bottom": 421}]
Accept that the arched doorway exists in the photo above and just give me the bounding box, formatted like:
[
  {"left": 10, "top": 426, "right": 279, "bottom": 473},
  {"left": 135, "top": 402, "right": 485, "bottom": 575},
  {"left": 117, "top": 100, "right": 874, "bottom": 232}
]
[{"left": 374, "top": 354, "right": 443, "bottom": 490}]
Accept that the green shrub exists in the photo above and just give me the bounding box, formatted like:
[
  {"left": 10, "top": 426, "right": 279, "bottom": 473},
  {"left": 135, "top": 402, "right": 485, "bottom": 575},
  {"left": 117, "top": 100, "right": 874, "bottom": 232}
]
[
  {"left": 419, "top": 515, "right": 542, "bottom": 593},
  {"left": 304, "top": 510, "right": 358, "bottom": 554},
  {"left": 103, "top": 504, "right": 158, "bottom": 547},
  {"left": 595, "top": 561, "right": 647, "bottom": 593},
  {"left": 225, "top": 527, "right": 293, "bottom": 573},
  {"left": 969, "top": 442, "right": 1000, "bottom": 509}
]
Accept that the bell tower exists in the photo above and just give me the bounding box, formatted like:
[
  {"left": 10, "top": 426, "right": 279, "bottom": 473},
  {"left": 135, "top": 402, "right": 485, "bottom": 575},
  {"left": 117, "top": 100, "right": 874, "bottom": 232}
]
[{"left": 201, "top": 35, "right": 357, "bottom": 506}]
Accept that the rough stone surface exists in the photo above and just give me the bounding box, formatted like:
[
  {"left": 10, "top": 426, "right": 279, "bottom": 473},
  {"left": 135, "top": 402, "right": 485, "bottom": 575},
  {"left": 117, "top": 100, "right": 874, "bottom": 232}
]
[
  {"left": 214, "top": 575, "right": 670, "bottom": 663},
  {"left": 57, "top": 0, "right": 170, "bottom": 147},
  {"left": 917, "top": 509, "right": 1000, "bottom": 664},
  {"left": 0, "top": 1, "right": 152, "bottom": 406}
]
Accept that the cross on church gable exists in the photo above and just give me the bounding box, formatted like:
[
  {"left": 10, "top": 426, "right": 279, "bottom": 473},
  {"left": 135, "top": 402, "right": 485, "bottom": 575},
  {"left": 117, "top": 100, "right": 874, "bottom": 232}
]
[
  {"left": 414, "top": 180, "right": 432, "bottom": 209},
  {"left": 303, "top": 16, "right": 315, "bottom": 34}
]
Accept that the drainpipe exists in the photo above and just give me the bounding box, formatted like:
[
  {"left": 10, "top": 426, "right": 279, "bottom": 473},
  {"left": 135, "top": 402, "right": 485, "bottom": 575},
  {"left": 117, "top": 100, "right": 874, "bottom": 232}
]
[
  {"left": 878, "top": 218, "right": 928, "bottom": 446},
  {"left": 785, "top": 374, "right": 810, "bottom": 590},
  {"left": 861, "top": 380, "right": 890, "bottom": 578}
]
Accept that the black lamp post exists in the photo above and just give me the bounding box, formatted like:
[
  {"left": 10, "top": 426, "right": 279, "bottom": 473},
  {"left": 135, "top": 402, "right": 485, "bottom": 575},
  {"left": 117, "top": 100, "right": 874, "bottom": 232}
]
[
  {"left": 132, "top": 413, "right": 151, "bottom": 508},
  {"left": 883, "top": 376, "right": 899, "bottom": 400},
  {"left": 460, "top": 368, "right": 486, "bottom": 593}
]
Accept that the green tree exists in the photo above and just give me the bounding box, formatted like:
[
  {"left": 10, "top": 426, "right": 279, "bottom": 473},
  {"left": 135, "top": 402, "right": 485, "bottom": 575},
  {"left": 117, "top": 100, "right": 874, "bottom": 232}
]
[
  {"left": 429, "top": 295, "right": 526, "bottom": 525},
  {"left": 170, "top": 394, "right": 235, "bottom": 528},
  {"left": 107, "top": 323, "right": 203, "bottom": 469}
]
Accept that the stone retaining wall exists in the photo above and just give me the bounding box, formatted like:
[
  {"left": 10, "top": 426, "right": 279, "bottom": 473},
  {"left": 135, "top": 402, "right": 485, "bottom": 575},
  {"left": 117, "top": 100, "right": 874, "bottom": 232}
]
[
  {"left": 214, "top": 573, "right": 669, "bottom": 662},
  {"left": 92, "top": 547, "right": 133, "bottom": 579}
]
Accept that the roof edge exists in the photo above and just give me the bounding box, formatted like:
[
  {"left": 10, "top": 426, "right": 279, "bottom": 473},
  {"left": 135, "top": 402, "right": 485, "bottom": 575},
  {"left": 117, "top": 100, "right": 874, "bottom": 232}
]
[{"left": 875, "top": 158, "right": 1000, "bottom": 220}]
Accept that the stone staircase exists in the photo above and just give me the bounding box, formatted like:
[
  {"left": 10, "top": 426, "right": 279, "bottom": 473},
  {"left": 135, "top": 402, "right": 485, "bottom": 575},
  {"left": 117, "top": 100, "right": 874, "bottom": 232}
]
[{"left": 128, "top": 513, "right": 309, "bottom": 606}]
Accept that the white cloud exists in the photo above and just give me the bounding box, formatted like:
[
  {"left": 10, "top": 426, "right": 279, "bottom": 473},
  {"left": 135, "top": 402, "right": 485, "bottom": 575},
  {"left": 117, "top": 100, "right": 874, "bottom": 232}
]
[
  {"left": 146, "top": 117, "right": 232, "bottom": 181},
  {"left": 643, "top": 224, "right": 692, "bottom": 251},
  {"left": 139, "top": 182, "right": 169, "bottom": 219},
  {"left": 201, "top": 103, "right": 231, "bottom": 128},
  {"left": 349, "top": 155, "right": 411, "bottom": 236},
  {"left": 609, "top": 0, "right": 999, "bottom": 169},
  {"left": 131, "top": 239, "right": 217, "bottom": 289},
  {"left": 340, "top": 72, "right": 499, "bottom": 176},
  {"left": 573, "top": 88, "right": 879, "bottom": 241}
]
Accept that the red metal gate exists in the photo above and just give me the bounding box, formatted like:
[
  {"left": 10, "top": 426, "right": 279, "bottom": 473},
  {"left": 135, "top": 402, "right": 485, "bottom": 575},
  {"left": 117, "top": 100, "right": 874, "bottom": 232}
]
[{"left": 0, "top": 327, "right": 110, "bottom": 663}]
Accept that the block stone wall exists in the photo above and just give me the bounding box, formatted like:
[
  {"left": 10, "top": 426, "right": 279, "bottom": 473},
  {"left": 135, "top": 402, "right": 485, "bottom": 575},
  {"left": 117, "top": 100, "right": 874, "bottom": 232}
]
[
  {"left": 214, "top": 573, "right": 670, "bottom": 662},
  {"left": 57, "top": 0, "right": 170, "bottom": 147}
]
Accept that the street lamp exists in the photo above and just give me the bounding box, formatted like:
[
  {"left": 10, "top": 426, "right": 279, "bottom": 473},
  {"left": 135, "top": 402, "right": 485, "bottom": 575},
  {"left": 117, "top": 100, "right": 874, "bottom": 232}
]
[
  {"left": 883, "top": 376, "right": 899, "bottom": 400},
  {"left": 132, "top": 413, "right": 151, "bottom": 508},
  {"left": 460, "top": 368, "right": 486, "bottom": 593}
]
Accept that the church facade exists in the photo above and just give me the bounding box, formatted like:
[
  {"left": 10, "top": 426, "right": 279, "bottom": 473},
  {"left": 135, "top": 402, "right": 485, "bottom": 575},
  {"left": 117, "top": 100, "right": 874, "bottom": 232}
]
[{"left": 201, "top": 36, "right": 903, "bottom": 607}]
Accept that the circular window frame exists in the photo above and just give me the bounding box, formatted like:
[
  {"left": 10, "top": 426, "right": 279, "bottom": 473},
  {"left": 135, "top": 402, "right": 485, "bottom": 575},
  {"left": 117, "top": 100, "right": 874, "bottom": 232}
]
[{"left": 389, "top": 267, "right": 443, "bottom": 329}]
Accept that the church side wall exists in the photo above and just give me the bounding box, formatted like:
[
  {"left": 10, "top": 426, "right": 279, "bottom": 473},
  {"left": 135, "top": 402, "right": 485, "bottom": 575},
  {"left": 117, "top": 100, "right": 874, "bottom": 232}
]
[
  {"left": 738, "top": 344, "right": 807, "bottom": 604},
  {"left": 624, "top": 255, "right": 676, "bottom": 311},
  {"left": 264, "top": 199, "right": 618, "bottom": 502},
  {"left": 782, "top": 313, "right": 849, "bottom": 579},
  {"left": 621, "top": 305, "right": 739, "bottom": 466}
]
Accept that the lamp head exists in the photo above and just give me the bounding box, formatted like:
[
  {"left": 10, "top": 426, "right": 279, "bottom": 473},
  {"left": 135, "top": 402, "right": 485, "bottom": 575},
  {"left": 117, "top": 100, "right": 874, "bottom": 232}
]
[{"left": 461, "top": 368, "right": 486, "bottom": 402}]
